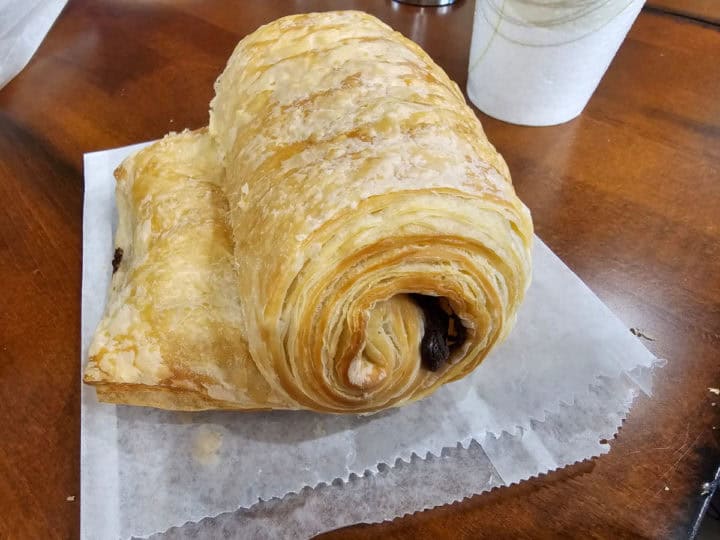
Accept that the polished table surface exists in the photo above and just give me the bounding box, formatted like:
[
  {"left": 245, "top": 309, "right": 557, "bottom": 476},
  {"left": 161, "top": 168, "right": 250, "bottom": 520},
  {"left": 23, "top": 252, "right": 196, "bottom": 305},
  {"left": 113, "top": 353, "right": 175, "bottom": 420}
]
[{"left": 1, "top": 1, "right": 718, "bottom": 538}]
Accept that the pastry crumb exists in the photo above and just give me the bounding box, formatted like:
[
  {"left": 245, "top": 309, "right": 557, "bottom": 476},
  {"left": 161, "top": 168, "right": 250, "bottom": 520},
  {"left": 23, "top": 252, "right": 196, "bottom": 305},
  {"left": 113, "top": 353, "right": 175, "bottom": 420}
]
[
  {"left": 66, "top": 495, "right": 75, "bottom": 501},
  {"left": 192, "top": 426, "right": 223, "bottom": 466},
  {"left": 708, "top": 387, "right": 720, "bottom": 395},
  {"left": 629, "top": 327, "right": 655, "bottom": 341}
]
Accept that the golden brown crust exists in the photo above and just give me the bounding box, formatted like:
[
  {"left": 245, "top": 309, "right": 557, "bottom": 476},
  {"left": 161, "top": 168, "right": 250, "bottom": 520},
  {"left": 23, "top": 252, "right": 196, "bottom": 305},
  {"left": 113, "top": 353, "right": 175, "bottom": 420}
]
[
  {"left": 84, "top": 129, "right": 289, "bottom": 410},
  {"left": 93, "top": 383, "right": 272, "bottom": 412},
  {"left": 84, "top": 11, "right": 533, "bottom": 413}
]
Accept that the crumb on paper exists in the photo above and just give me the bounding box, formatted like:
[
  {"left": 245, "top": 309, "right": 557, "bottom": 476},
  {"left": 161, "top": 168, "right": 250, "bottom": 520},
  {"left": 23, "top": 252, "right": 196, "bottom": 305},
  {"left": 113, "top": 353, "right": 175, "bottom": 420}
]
[
  {"left": 629, "top": 328, "right": 655, "bottom": 341},
  {"left": 192, "top": 426, "right": 223, "bottom": 466},
  {"left": 313, "top": 422, "right": 327, "bottom": 438},
  {"left": 708, "top": 388, "right": 720, "bottom": 396},
  {"left": 66, "top": 495, "right": 75, "bottom": 501},
  {"left": 664, "top": 486, "right": 670, "bottom": 491},
  {"left": 712, "top": 403, "right": 717, "bottom": 407}
]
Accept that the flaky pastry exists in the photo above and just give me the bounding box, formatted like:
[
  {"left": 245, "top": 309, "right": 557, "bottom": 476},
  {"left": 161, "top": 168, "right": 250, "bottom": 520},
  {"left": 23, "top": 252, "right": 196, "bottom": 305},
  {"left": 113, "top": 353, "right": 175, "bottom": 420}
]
[{"left": 84, "top": 11, "right": 533, "bottom": 413}]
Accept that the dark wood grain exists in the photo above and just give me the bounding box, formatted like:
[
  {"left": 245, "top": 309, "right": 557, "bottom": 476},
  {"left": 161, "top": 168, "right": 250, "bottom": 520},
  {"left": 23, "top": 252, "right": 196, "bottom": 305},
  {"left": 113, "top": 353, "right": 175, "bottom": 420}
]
[
  {"left": 0, "top": 1, "right": 718, "bottom": 538},
  {"left": 647, "top": 0, "right": 720, "bottom": 25}
]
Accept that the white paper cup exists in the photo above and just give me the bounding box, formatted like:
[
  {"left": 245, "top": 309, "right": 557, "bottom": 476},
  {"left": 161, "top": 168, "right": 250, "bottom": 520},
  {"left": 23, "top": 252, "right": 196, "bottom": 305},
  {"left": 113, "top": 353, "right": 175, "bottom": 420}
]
[{"left": 467, "top": 0, "right": 645, "bottom": 126}]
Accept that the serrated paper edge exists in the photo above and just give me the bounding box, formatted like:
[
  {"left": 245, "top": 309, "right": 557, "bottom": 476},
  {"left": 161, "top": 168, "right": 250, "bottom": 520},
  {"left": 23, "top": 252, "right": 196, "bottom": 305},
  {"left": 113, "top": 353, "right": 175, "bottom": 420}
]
[{"left": 142, "top": 358, "right": 660, "bottom": 539}]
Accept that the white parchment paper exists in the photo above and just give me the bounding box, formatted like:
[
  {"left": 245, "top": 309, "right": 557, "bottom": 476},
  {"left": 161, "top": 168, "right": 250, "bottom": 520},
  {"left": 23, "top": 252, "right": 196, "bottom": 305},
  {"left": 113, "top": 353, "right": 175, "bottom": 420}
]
[
  {"left": 151, "top": 367, "right": 654, "bottom": 540},
  {"left": 81, "top": 143, "right": 657, "bottom": 539}
]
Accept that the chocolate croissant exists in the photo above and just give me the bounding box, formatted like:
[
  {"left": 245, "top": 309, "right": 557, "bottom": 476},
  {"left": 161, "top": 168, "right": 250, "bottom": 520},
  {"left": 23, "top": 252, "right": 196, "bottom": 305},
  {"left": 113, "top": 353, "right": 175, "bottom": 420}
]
[{"left": 84, "top": 11, "right": 533, "bottom": 413}]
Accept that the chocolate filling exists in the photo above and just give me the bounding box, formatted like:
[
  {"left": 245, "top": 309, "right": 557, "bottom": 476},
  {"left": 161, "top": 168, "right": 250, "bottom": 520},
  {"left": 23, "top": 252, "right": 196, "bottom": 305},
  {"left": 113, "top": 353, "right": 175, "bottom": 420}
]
[
  {"left": 112, "top": 247, "right": 124, "bottom": 274},
  {"left": 411, "top": 295, "right": 467, "bottom": 372}
]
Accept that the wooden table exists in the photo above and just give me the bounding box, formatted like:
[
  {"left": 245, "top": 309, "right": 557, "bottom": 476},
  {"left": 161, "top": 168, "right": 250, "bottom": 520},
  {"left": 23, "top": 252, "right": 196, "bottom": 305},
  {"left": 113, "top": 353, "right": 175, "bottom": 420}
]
[{"left": 1, "top": 1, "right": 718, "bottom": 538}]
